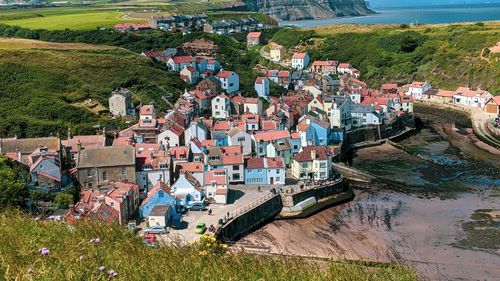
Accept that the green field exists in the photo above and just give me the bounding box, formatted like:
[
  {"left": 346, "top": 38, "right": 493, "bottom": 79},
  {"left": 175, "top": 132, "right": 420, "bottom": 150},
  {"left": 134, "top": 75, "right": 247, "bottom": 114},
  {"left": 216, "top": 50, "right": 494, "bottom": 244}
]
[{"left": 0, "top": 8, "right": 144, "bottom": 30}]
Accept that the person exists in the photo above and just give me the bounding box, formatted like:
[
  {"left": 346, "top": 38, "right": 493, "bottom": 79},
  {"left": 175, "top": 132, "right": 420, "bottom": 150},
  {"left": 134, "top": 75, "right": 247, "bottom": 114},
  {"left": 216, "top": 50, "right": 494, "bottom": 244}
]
[{"left": 258, "top": 185, "right": 261, "bottom": 192}]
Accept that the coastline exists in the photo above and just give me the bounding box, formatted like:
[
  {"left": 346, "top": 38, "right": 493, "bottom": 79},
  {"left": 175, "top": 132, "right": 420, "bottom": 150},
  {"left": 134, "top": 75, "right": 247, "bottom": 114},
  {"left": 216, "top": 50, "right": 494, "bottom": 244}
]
[{"left": 278, "top": 3, "right": 500, "bottom": 28}]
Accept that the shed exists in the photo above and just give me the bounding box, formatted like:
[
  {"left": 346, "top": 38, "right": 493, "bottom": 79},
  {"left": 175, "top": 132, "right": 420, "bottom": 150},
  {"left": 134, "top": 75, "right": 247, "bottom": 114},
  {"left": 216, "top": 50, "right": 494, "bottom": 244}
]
[{"left": 148, "top": 205, "right": 174, "bottom": 227}]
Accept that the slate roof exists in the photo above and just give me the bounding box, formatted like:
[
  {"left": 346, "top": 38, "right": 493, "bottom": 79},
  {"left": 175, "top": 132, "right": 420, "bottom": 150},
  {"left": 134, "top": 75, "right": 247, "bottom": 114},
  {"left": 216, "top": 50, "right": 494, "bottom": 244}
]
[
  {"left": 149, "top": 205, "right": 171, "bottom": 216},
  {"left": 293, "top": 146, "right": 329, "bottom": 162},
  {"left": 0, "top": 137, "right": 59, "bottom": 154},
  {"left": 77, "top": 146, "right": 135, "bottom": 168}
]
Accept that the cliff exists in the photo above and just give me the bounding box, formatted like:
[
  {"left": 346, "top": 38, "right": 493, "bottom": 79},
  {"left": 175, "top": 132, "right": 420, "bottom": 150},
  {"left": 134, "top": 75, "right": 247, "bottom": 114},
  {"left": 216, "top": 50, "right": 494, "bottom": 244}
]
[{"left": 243, "top": 0, "right": 374, "bottom": 21}]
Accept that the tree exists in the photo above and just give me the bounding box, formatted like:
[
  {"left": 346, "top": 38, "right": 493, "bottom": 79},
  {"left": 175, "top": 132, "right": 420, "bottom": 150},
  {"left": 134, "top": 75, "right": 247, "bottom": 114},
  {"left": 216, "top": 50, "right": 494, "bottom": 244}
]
[
  {"left": 0, "top": 168, "right": 28, "bottom": 208},
  {"left": 54, "top": 193, "right": 73, "bottom": 209}
]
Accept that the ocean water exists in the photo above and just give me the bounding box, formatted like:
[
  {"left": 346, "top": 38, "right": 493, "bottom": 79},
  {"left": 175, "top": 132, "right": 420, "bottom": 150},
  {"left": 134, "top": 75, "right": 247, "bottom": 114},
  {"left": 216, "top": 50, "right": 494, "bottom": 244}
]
[{"left": 279, "top": 3, "right": 500, "bottom": 28}]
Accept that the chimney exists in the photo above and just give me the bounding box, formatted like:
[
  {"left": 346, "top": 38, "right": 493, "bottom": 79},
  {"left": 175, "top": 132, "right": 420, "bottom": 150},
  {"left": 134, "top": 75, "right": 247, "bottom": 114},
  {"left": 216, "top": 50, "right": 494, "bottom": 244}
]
[
  {"left": 102, "top": 127, "right": 107, "bottom": 146},
  {"left": 311, "top": 149, "right": 316, "bottom": 160},
  {"left": 306, "top": 119, "right": 311, "bottom": 125},
  {"left": 77, "top": 140, "right": 82, "bottom": 152}
]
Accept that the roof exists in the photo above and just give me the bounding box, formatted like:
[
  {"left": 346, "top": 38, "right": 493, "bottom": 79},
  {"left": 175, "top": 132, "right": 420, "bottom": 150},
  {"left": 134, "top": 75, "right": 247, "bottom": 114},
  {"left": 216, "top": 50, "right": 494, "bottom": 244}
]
[
  {"left": 273, "top": 141, "right": 291, "bottom": 151},
  {"left": 216, "top": 71, "right": 234, "bottom": 79},
  {"left": 77, "top": 146, "right": 135, "bottom": 168},
  {"left": 338, "top": 63, "right": 351, "bottom": 68},
  {"left": 205, "top": 169, "right": 227, "bottom": 186},
  {"left": 178, "top": 162, "right": 203, "bottom": 173},
  {"left": 247, "top": 32, "right": 262, "bottom": 38},
  {"left": 140, "top": 105, "right": 154, "bottom": 116},
  {"left": 382, "top": 84, "right": 398, "bottom": 90},
  {"left": 172, "top": 56, "right": 195, "bottom": 64},
  {"left": 168, "top": 146, "right": 190, "bottom": 160},
  {"left": 293, "top": 146, "right": 329, "bottom": 162},
  {"left": 245, "top": 97, "right": 259, "bottom": 104},
  {"left": 149, "top": 205, "right": 171, "bottom": 216},
  {"left": 255, "top": 77, "right": 266, "bottom": 84},
  {"left": 246, "top": 157, "right": 284, "bottom": 169},
  {"left": 213, "top": 121, "right": 231, "bottom": 131},
  {"left": 436, "top": 90, "right": 456, "bottom": 97},
  {"left": 246, "top": 157, "right": 265, "bottom": 169},
  {"left": 292, "top": 53, "right": 307, "bottom": 59},
  {"left": 63, "top": 135, "right": 104, "bottom": 152},
  {"left": 410, "top": 81, "right": 426, "bottom": 88},
  {"left": 140, "top": 181, "right": 171, "bottom": 207},
  {"left": 253, "top": 130, "right": 290, "bottom": 142},
  {"left": 227, "top": 127, "right": 243, "bottom": 137},
  {"left": 0, "top": 137, "right": 59, "bottom": 155},
  {"left": 488, "top": 96, "right": 500, "bottom": 105},
  {"left": 207, "top": 146, "right": 243, "bottom": 165}
]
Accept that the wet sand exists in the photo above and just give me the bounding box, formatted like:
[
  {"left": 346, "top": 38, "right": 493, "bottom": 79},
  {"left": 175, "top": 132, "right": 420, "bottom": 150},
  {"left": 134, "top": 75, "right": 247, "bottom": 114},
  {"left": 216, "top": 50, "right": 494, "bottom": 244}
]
[{"left": 241, "top": 191, "right": 500, "bottom": 280}]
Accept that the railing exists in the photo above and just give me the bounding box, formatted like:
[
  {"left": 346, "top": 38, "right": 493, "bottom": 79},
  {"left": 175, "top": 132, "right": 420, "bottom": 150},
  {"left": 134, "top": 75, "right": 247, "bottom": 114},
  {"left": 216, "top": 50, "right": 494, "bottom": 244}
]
[{"left": 278, "top": 176, "right": 343, "bottom": 195}]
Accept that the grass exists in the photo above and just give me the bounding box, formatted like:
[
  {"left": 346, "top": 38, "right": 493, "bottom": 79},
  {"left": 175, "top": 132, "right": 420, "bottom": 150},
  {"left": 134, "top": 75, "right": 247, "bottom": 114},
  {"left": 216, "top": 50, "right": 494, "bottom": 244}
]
[
  {"left": 0, "top": 47, "right": 186, "bottom": 137},
  {"left": 457, "top": 209, "right": 500, "bottom": 250},
  {"left": 0, "top": 8, "right": 144, "bottom": 30},
  {"left": 0, "top": 37, "right": 115, "bottom": 50},
  {"left": 0, "top": 209, "right": 419, "bottom": 280}
]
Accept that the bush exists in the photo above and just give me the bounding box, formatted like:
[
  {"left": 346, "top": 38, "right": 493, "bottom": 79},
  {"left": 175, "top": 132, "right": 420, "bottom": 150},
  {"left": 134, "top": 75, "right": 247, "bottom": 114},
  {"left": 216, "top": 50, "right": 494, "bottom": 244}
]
[{"left": 54, "top": 193, "right": 73, "bottom": 209}]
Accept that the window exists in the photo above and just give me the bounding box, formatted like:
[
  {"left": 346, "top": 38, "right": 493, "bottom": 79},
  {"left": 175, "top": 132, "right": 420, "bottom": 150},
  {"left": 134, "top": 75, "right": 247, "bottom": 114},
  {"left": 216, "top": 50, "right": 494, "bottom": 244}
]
[
  {"left": 302, "top": 163, "right": 308, "bottom": 168},
  {"left": 215, "top": 105, "right": 218, "bottom": 109},
  {"left": 320, "top": 172, "right": 326, "bottom": 178},
  {"left": 87, "top": 182, "right": 93, "bottom": 189},
  {"left": 159, "top": 190, "right": 164, "bottom": 198},
  {"left": 320, "top": 163, "right": 326, "bottom": 168},
  {"left": 110, "top": 202, "right": 114, "bottom": 208},
  {"left": 276, "top": 177, "right": 280, "bottom": 182},
  {"left": 233, "top": 165, "right": 240, "bottom": 171},
  {"left": 248, "top": 170, "right": 252, "bottom": 174},
  {"left": 102, "top": 172, "right": 108, "bottom": 181},
  {"left": 237, "top": 137, "right": 245, "bottom": 142},
  {"left": 258, "top": 169, "right": 262, "bottom": 173},
  {"left": 87, "top": 169, "right": 92, "bottom": 177},
  {"left": 122, "top": 167, "right": 127, "bottom": 176},
  {"left": 233, "top": 174, "right": 240, "bottom": 180},
  {"left": 276, "top": 169, "right": 280, "bottom": 174}
]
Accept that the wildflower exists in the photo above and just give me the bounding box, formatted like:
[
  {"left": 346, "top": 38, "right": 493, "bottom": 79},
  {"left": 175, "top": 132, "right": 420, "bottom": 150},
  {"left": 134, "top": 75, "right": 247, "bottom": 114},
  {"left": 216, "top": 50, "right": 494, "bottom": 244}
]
[
  {"left": 108, "top": 270, "right": 115, "bottom": 275},
  {"left": 47, "top": 215, "right": 55, "bottom": 220},
  {"left": 38, "top": 247, "right": 50, "bottom": 256},
  {"left": 34, "top": 217, "right": 40, "bottom": 221},
  {"left": 95, "top": 238, "right": 100, "bottom": 243},
  {"left": 79, "top": 256, "right": 84, "bottom": 260},
  {"left": 28, "top": 268, "right": 34, "bottom": 275},
  {"left": 99, "top": 266, "right": 106, "bottom": 271},
  {"left": 113, "top": 272, "right": 118, "bottom": 277}
]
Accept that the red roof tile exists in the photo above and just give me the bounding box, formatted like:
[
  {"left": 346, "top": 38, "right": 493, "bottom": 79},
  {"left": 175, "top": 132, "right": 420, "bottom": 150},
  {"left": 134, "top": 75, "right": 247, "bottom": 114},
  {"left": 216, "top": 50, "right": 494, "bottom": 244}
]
[
  {"left": 293, "top": 146, "right": 329, "bottom": 162},
  {"left": 216, "top": 71, "right": 234, "bottom": 79},
  {"left": 247, "top": 32, "right": 262, "bottom": 38}
]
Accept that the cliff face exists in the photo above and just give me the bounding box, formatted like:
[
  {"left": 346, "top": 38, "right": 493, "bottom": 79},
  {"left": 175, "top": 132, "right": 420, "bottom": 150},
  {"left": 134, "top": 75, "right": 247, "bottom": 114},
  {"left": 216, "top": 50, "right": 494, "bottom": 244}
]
[{"left": 243, "top": 0, "right": 374, "bottom": 21}]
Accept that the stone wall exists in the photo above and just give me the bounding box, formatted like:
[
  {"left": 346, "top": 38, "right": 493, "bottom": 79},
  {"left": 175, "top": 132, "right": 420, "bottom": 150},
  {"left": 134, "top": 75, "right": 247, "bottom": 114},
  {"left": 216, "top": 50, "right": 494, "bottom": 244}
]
[
  {"left": 281, "top": 180, "right": 346, "bottom": 208},
  {"left": 217, "top": 195, "right": 283, "bottom": 242}
]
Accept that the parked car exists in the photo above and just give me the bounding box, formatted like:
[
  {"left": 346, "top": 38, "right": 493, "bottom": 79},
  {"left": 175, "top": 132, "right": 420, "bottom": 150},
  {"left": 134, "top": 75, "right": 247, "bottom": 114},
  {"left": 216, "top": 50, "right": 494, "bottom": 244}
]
[
  {"left": 188, "top": 202, "right": 206, "bottom": 211},
  {"left": 144, "top": 225, "right": 167, "bottom": 234},
  {"left": 144, "top": 234, "right": 156, "bottom": 243},
  {"left": 194, "top": 223, "right": 206, "bottom": 234}
]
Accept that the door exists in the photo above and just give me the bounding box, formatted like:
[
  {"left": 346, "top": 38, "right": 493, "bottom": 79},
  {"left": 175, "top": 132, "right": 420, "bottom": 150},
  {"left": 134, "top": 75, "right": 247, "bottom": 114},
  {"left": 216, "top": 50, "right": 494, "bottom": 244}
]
[{"left": 270, "top": 177, "right": 274, "bottom": 185}]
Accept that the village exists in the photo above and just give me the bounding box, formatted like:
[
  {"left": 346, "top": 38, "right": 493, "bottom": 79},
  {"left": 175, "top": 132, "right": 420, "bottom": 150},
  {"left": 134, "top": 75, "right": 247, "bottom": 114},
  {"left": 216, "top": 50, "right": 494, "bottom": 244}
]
[{"left": 1, "top": 27, "right": 499, "bottom": 245}]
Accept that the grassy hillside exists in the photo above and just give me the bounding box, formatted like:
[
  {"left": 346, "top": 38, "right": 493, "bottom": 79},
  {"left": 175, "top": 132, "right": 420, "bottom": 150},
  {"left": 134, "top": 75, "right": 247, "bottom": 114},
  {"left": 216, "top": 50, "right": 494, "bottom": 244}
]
[
  {"left": 0, "top": 209, "right": 418, "bottom": 280},
  {"left": 0, "top": 44, "right": 186, "bottom": 138},
  {"left": 273, "top": 22, "right": 500, "bottom": 94}
]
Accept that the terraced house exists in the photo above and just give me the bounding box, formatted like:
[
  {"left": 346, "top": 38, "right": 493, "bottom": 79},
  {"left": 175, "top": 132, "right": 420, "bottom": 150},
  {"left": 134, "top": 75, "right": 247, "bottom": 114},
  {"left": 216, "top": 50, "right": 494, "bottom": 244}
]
[{"left": 292, "top": 146, "right": 332, "bottom": 180}]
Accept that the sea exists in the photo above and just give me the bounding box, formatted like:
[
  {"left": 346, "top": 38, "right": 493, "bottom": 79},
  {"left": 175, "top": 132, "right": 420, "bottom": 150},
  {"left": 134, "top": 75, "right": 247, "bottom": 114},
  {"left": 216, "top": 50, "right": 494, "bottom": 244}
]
[{"left": 278, "top": 3, "right": 500, "bottom": 28}]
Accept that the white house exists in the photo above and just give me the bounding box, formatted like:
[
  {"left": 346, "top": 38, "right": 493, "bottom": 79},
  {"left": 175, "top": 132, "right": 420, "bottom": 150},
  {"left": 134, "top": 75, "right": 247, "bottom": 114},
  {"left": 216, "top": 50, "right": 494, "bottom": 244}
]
[
  {"left": 216, "top": 71, "right": 239, "bottom": 94},
  {"left": 453, "top": 87, "right": 493, "bottom": 108},
  {"left": 351, "top": 104, "right": 384, "bottom": 127},
  {"left": 157, "top": 123, "right": 184, "bottom": 147},
  {"left": 211, "top": 93, "right": 231, "bottom": 119},
  {"left": 337, "top": 63, "right": 352, "bottom": 74},
  {"left": 227, "top": 127, "right": 252, "bottom": 156},
  {"left": 184, "top": 121, "right": 209, "bottom": 144},
  {"left": 406, "top": 81, "right": 431, "bottom": 99},
  {"left": 204, "top": 169, "right": 229, "bottom": 204},
  {"left": 291, "top": 52, "right": 310, "bottom": 70},
  {"left": 171, "top": 172, "right": 204, "bottom": 204},
  {"left": 180, "top": 66, "right": 199, "bottom": 84},
  {"left": 243, "top": 97, "right": 263, "bottom": 115},
  {"left": 330, "top": 95, "right": 352, "bottom": 130},
  {"left": 255, "top": 77, "right": 270, "bottom": 98},
  {"left": 167, "top": 56, "right": 195, "bottom": 72}
]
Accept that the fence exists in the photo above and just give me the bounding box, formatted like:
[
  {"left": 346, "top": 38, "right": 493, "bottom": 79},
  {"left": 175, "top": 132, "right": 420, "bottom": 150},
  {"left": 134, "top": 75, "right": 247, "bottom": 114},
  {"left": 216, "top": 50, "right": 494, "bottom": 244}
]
[{"left": 226, "top": 192, "right": 277, "bottom": 222}]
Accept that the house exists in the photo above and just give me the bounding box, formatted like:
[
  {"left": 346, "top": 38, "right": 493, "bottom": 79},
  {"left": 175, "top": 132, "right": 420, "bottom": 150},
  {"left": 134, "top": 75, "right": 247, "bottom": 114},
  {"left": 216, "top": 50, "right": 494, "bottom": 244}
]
[
  {"left": 350, "top": 104, "right": 383, "bottom": 127},
  {"left": 140, "top": 105, "right": 156, "bottom": 120},
  {"left": 167, "top": 56, "right": 195, "bottom": 72},
  {"left": 204, "top": 169, "right": 229, "bottom": 204},
  {"left": 114, "top": 23, "right": 134, "bottom": 32},
  {"left": 243, "top": 97, "right": 263, "bottom": 115},
  {"left": 266, "top": 141, "right": 292, "bottom": 167},
  {"left": 180, "top": 66, "right": 199, "bottom": 84},
  {"left": 310, "top": 60, "right": 338, "bottom": 75},
  {"left": 184, "top": 121, "right": 209, "bottom": 144},
  {"left": 252, "top": 130, "right": 291, "bottom": 158},
  {"left": 212, "top": 93, "right": 231, "bottom": 119},
  {"left": 178, "top": 162, "right": 204, "bottom": 186},
  {"left": 255, "top": 77, "right": 270, "bottom": 98},
  {"left": 104, "top": 181, "right": 139, "bottom": 224},
  {"left": 171, "top": 172, "right": 204, "bottom": 204},
  {"left": 434, "top": 90, "right": 456, "bottom": 104},
  {"left": 195, "top": 58, "right": 207, "bottom": 72},
  {"left": 135, "top": 153, "right": 171, "bottom": 199},
  {"left": 247, "top": 32, "right": 262, "bottom": 46},
  {"left": 109, "top": 88, "right": 135, "bottom": 117},
  {"left": 28, "top": 147, "right": 62, "bottom": 190},
  {"left": 453, "top": 87, "right": 493, "bottom": 108},
  {"left": 206, "top": 146, "right": 244, "bottom": 183},
  {"left": 292, "top": 53, "right": 310, "bottom": 70},
  {"left": 297, "top": 117, "right": 333, "bottom": 146},
  {"left": 76, "top": 146, "right": 136, "bottom": 189},
  {"left": 337, "top": 63, "right": 352, "bottom": 74},
  {"left": 191, "top": 89, "right": 215, "bottom": 113},
  {"left": 242, "top": 112, "right": 260, "bottom": 131},
  {"left": 0, "top": 137, "right": 61, "bottom": 165},
  {"left": 406, "top": 81, "right": 431, "bottom": 99},
  {"left": 292, "top": 146, "right": 332, "bottom": 180},
  {"left": 63, "top": 132, "right": 106, "bottom": 168},
  {"left": 485, "top": 96, "right": 500, "bottom": 116},
  {"left": 216, "top": 71, "right": 239, "bottom": 94},
  {"left": 206, "top": 60, "right": 222, "bottom": 72},
  {"left": 245, "top": 157, "right": 285, "bottom": 185},
  {"left": 227, "top": 127, "right": 252, "bottom": 155},
  {"left": 197, "top": 76, "right": 222, "bottom": 95},
  {"left": 400, "top": 95, "right": 413, "bottom": 113},
  {"left": 266, "top": 70, "right": 291, "bottom": 89},
  {"left": 158, "top": 122, "right": 185, "bottom": 147},
  {"left": 148, "top": 205, "right": 175, "bottom": 227},
  {"left": 330, "top": 95, "right": 352, "bottom": 131},
  {"left": 270, "top": 43, "right": 285, "bottom": 62},
  {"left": 211, "top": 121, "right": 231, "bottom": 146},
  {"left": 139, "top": 181, "right": 176, "bottom": 218}
]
